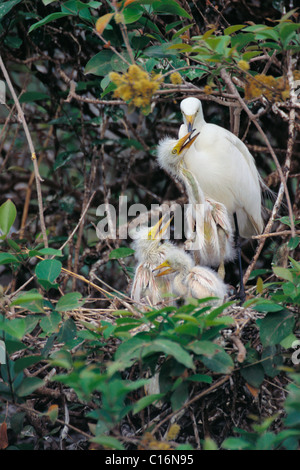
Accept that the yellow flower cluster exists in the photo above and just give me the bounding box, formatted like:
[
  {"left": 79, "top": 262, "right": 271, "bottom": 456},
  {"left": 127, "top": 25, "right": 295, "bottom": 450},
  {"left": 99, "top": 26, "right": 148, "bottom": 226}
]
[
  {"left": 170, "top": 72, "right": 182, "bottom": 85},
  {"left": 244, "top": 70, "right": 300, "bottom": 102},
  {"left": 138, "top": 432, "right": 172, "bottom": 450},
  {"left": 238, "top": 60, "right": 250, "bottom": 71},
  {"left": 109, "top": 64, "right": 163, "bottom": 112}
]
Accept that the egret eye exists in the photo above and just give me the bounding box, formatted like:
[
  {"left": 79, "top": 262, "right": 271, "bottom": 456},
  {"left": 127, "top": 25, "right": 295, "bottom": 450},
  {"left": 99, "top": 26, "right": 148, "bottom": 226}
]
[{"left": 171, "top": 149, "right": 178, "bottom": 155}]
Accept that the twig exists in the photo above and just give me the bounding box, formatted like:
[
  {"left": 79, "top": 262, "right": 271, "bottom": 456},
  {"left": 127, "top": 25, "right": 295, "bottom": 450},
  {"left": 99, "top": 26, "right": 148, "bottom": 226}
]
[
  {"left": 0, "top": 54, "right": 48, "bottom": 248},
  {"left": 150, "top": 375, "right": 230, "bottom": 436},
  {"left": 220, "top": 68, "right": 295, "bottom": 239},
  {"left": 252, "top": 229, "right": 300, "bottom": 240}
]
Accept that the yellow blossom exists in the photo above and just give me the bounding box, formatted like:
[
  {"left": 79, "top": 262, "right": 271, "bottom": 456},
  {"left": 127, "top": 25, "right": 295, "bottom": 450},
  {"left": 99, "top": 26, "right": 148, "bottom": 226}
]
[
  {"left": 110, "top": 64, "right": 163, "bottom": 113},
  {"left": 166, "top": 424, "right": 180, "bottom": 441},
  {"left": 170, "top": 72, "right": 182, "bottom": 85},
  {"left": 238, "top": 60, "right": 250, "bottom": 71},
  {"left": 204, "top": 85, "right": 213, "bottom": 95}
]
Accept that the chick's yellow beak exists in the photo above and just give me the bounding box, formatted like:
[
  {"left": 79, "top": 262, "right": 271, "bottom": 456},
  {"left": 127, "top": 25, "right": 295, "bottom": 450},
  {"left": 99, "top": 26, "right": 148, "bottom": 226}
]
[
  {"left": 153, "top": 260, "right": 174, "bottom": 277},
  {"left": 147, "top": 214, "right": 173, "bottom": 241},
  {"left": 173, "top": 131, "right": 200, "bottom": 155}
]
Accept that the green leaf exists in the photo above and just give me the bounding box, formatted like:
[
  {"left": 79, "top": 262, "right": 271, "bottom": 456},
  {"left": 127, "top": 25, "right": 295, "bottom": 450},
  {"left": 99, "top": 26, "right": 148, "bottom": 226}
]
[
  {"left": 152, "top": 0, "right": 192, "bottom": 19},
  {"left": 201, "top": 349, "right": 234, "bottom": 374},
  {"left": 55, "top": 292, "right": 84, "bottom": 312},
  {"left": 240, "top": 363, "right": 265, "bottom": 388},
  {"left": 224, "top": 24, "right": 246, "bottom": 35},
  {"left": 14, "top": 355, "right": 44, "bottom": 374},
  {"left": 123, "top": 5, "right": 143, "bottom": 24},
  {"left": 142, "top": 339, "right": 195, "bottom": 370},
  {"left": 0, "top": 317, "right": 26, "bottom": 339},
  {"left": 0, "top": 253, "right": 19, "bottom": 265},
  {"left": 273, "top": 266, "right": 294, "bottom": 283},
  {"left": 19, "top": 92, "right": 50, "bottom": 103},
  {"left": 222, "top": 437, "right": 252, "bottom": 450},
  {"left": 16, "top": 377, "right": 44, "bottom": 397},
  {"left": 50, "top": 349, "right": 73, "bottom": 369},
  {"left": 109, "top": 247, "right": 135, "bottom": 259},
  {"left": 35, "top": 259, "right": 62, "bottom": 283},
  {"left": 91, "top": 435, "right": 125, "bottom": 450},
  {"left": 10, "top": 291, "right": 44, "bottom": 313},
  {"left": 0, "top": 0, "right": 22, "bottom": 20},
  {"left": 132, "top": 393, "right": 165, "bottom": 414},
  {"left": 40, "top": 311, "right": 62, "bottom": 334},
  {"left": 257, "top": 310, "right": 295, "bottom": 347},
  {"left": 84, "top": 50, "right": 114, "bottom": 76},
  {"left": 28, "top": 13, "right": 70, "bottom": 33},
  {"left": 187, "top": 340, "right": 221, "bottom": 357},
  {"left": 0, "top": 199, "right": 17, "bottom": 238}
]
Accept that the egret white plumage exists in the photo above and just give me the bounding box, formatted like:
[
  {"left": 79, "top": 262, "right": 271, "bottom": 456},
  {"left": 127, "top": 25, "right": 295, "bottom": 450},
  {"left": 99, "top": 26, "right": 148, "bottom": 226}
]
[
  {"left": 154, "top": 245, "right": 227, "bottom": 304},
  {"left": 157, "top": 132, "right": 235, "bottom": 279},
  {"left": 130, "top": 215, "right": 173, "bottom": 307},
  {"left": 179, "top": 97, "right": 266, "bottom": 299}
]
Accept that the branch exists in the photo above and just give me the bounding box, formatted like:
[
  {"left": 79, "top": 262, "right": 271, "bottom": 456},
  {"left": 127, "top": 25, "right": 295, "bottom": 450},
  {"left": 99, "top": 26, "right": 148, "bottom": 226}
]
[{"left": 0, "top": 54, "right": 48, "bottom": 248}]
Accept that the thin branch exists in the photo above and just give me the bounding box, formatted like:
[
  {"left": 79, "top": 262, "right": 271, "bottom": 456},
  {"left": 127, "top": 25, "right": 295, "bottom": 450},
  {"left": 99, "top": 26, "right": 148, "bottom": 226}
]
[
  {"left": 220, "top": 68, "right": 295, "bottom": 239},
  {"left": 0, "top": 54, "right": 48, "bottom": 248}
]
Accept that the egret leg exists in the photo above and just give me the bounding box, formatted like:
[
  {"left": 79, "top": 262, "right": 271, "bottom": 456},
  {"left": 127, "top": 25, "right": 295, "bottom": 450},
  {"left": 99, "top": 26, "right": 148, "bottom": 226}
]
[{"left": 233, "top": 213, "right": 245, "bottom": 303}]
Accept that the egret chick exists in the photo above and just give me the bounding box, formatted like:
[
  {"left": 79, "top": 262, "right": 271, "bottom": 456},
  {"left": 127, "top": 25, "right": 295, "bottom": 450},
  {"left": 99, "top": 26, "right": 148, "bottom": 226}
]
[
  {"left": 157, "top": 132, "right": 235, "bottom": 279},
  {"left": 130, "top": 215, "right": 173, "bottom": 307},
  {"left": 154, "top": 245, "right": 227, "bottom": 304}
]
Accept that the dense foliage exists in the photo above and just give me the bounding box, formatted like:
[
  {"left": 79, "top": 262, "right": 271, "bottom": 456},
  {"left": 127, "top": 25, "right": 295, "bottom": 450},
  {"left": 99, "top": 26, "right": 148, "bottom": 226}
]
[{"left": 0, "top": 0, "right": 299, "bottom": 450}]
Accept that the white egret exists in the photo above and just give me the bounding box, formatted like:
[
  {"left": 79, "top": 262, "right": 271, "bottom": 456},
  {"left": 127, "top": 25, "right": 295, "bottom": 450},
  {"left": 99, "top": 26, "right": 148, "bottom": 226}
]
[
  {"left": 130, "top": 215, "right": 173, "bottom": 307},
  {"left": 179, "top": 97, "right": 266, "bottom": 300},
  {"left": 154, "top": 245, "right": 227, "bottom": 304},
  {"left": 157, "top": 132, "right": 235, "bottom": 279}
]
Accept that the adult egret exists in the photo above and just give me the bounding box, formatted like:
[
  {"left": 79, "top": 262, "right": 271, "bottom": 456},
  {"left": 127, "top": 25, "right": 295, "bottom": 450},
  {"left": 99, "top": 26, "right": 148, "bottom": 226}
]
[
  {"left": 179, "top": 97, "right": 265, "bottom": 300},
  {"left": 154, "top": 244, "right": 227, "bottom": 304},
  {"left": 157, "top": 132, "right": 235, "bottom": 279},
  {"left": 130, "top": 215, "right": 173, "bottom": 307}
]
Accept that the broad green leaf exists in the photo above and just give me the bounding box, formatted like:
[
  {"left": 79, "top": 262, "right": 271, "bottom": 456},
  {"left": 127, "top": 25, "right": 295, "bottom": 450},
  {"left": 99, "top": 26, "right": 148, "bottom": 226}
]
[
  {"left": 273, "top": 266, "right": 294, "bottom": 283},
  {"left": 123, "top": 5, "right": 143, "bottom": 24},
  {"left": 142, "top": 338, "right": 195, "bottom": 370},
  {"left": 29, "top": 13, "right": 70, "bottom": 33},
  {"left": 109, "top": 247, "right": 135, "bottom": 259},
  {"left": 84, "top": 50, "right": 114, "bottom": 76},
  {"left": 201, "top": 349, "right": 234, "bottom": 374},
  {"left": 10, "top": 291, "right": 44, "bottom": 313},
  {"left": 257, "top": 310, "right": 295, "bottom": 347},
  {"left": 0, "top": 317, "right": 26, "bottom": 340},
  {"left": 40, "top": 310, "right": 62, "bottom": 334},
  {"left": 0, "top": 253, "right": 19, "bottom": 265},
  {"left": 50, "top": 349, "right": 73, "bottom": 369},
  {"left": 55, "top": 292, "right": 84, "bottom": 312},
  {"left": 19, "top": 92, "right": 50, "bottom": 103},
  {"left": 35, "top": 259, "right": 62, "bottom": 283},
  {"left": 132, "top": 393, "right": 165, "bottom": 414},
  {"left": 224, "top": 24, "right": 246, "bottom": 35},
  {"left": 16, "top": 377, "right": 44, "bottom": 397},
  {"left": 0, "top": 199, "right": 17, "bottom": 238},
  {"left": 222, "top": 437, "right": 252, "bottom": 450},
  {"left": 0, "top": 0, "right": 22, "bottom": 20},
  {"left": 91, "top": 435, "right": 125, "bottom": 450},
  {"left": 187, "top": 340, "right": 221, "bottom": 357},
  {"left": 152, "top": 0, "right": 192, "bottom": 19},
  {"left": 240, "top": 363, "right": 265, "bottom": 388},
  {"left": 14, "top": 355, "right": 44, "bottom": 374}
]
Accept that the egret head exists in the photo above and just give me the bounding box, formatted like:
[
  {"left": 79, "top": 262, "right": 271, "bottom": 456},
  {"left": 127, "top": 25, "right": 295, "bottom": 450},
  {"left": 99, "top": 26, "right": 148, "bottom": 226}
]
[
  {"left": 154, "top": 246, "right": 194, "bottom": 277},
  {"left": 180, "top": 97, "right": 204, "bottom": 132},
  {"left": 132, "top": 215, "right": 173, "bottom": 263}
]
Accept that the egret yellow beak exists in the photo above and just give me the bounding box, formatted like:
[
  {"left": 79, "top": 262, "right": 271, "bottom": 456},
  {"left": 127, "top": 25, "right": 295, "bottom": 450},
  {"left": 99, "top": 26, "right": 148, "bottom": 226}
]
[
  {"left": 147, "top": 214, "right": 173, "bottom": 241},
  {"left": 185, "top": 114, "right": 195, "bottom": 133},
  {"left": 172, "top": 131, "right": 200, "bottom": 155},
  {"left": 153, "top": 260, "right": 175, "bottom": 277}
]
